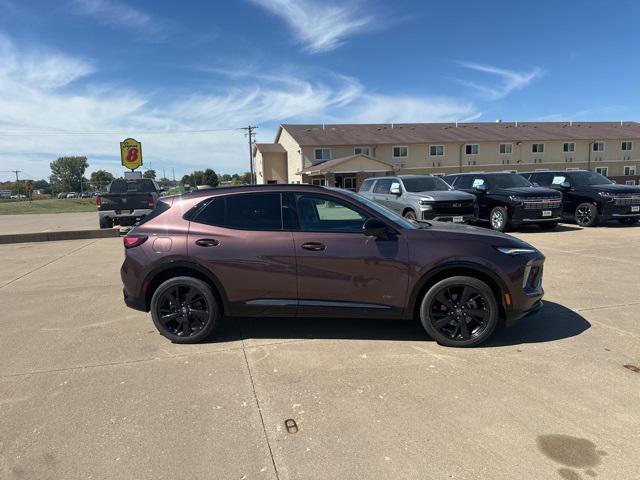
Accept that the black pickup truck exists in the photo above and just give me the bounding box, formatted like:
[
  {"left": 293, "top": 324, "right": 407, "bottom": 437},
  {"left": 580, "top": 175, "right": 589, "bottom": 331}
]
[
  {"left": 521, "top": 170, "right": 640, "bottom": 226},
  {"left": 96, "top": 178, "right": 161, "bottom": 228},
  {"left": 443, "top": 172, "right": 563, "bottom": 231}
]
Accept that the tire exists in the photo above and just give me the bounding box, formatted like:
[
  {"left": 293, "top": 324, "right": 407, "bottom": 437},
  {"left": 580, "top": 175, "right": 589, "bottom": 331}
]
[
  {"left": 150, "top": 276, "right": 219, "bottom": 344},
  {"left": 489, "top": 206, "right": 509, "bottom": 231},
  {"left": 575, "top": 203, "right": 599, "bottom": 227},
  {"left": 403, "top": 209, "right": 417, "bottom": 221},
  {"left": 419, "top": 276, "right": 499, "bottom": 347},
  {"left": 538, "top": 222, "right": 558, "bottom": 230},
  {"left": 99, "top": 217, "right": 113, "bottom": 229},
  {"left": 619, "top": 218, "right": 639, "bottom": 225}
]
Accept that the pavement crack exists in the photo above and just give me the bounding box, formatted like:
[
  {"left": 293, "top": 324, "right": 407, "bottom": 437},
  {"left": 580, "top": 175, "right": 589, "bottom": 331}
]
[
  {"left": 0, "top": 239, "right": 99, "bottom": 289},
  {"left": 238, "top": 321, "right": 281, "bottom": 480}
]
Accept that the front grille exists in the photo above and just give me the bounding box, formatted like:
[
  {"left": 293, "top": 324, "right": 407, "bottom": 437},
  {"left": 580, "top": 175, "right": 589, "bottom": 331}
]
[
  {"left": 524, "top": 265, "right": 543, "bottom": 291},
  {"left": 611, "top": 194, "right": 640, "bottom": 206},
  {"left": 432, "top": 200, "right": 475, "bottom": 215},
  {"left": 522, "top": 198, "right": 561, "bottom": 210}
]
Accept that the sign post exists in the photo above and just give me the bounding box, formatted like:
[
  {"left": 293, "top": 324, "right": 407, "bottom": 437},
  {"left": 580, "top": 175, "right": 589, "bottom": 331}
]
[{"left": 120, "top": 138, "right": 143, "bottom": 171}]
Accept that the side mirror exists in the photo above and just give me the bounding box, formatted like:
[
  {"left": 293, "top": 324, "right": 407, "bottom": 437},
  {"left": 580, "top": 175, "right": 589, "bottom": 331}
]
[
  {"left": 390, "top": 183, "right": 401, "bottom": 195},
  {"left": 532, "top": 182, "right": 540, "bottom": 187},
  {"left": 560, "top": 182, "right": 571, "bottom": 190},
  {"left": 363, "top": 218, "right": 389, "bottom": 240},
  {"left": 475, "top": 184, "right": 487, "bottom": 193}
]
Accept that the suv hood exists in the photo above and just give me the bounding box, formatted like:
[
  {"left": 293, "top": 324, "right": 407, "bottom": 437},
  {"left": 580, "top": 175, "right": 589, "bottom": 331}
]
[
  {"left": 582, "top": 183, "right": 640, "bottom": 194},
  {"left": 405, "top": 190, "right": 476, "bottom": 201},
  {"left": 492, "top": 186, "right": 560, "bottom": 198}
]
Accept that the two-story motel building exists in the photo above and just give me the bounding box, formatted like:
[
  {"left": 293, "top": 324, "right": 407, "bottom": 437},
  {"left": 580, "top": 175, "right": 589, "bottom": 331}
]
[{"left": 254, "top": 122, "right": 640, "bottom": 190}]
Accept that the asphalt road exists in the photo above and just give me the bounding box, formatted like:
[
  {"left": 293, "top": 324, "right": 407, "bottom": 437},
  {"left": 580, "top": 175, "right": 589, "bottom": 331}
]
[
  {"left": 0, "top": 212, "right": 97, "bottom": 234},
  {"left": 0, "top": 224, "right": 639, "bottom": 479}
]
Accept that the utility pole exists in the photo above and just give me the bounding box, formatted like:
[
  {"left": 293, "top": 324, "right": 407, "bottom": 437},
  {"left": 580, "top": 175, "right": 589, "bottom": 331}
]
[
  {"left": 242, "top": 126, "right": 258, "bottom": 184},
  {"left": 10, "top": 170, "right": 22, "bottom": 200}
]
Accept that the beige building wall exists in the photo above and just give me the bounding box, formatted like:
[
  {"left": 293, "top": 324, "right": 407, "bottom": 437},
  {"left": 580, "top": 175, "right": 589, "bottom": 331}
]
[
  {"left": 258, "top": 152, "right": 287, "bottom": 184},
  {"left": 277, "top": 128, "right": 305, "bottom": 183}
]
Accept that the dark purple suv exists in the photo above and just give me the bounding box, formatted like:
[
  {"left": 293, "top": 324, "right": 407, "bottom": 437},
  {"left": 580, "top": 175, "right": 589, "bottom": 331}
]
[{"left": 121, "top": 184, "right": 545, "bottom": 347}]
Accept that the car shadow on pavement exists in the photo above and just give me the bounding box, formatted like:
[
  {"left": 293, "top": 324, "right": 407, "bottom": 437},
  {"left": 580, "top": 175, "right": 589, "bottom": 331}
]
[
  {"left": 515, "top": 223, "right": 583, "bottom": 233},
  {"left": 210, "top": 301, "right": 590, "bottom": 347}
]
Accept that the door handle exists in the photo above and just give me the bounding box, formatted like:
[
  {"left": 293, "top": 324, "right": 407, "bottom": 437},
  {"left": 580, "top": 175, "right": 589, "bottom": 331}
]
[
  {"left": 195, "top": 238, "right": 219, "bottom": 247},
  {"left": 301, "top": 242, "right": 326, "bottom": 251}
]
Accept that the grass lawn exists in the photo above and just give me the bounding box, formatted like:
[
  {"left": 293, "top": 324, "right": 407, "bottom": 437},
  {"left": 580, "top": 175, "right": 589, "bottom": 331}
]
[{"left": 0, "top": 198, "right": 96, "bottom": 215}]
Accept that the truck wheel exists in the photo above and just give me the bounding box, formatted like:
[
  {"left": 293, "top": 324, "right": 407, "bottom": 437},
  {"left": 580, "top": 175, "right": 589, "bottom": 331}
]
[
  {"left": 403, "top": 209, "right": 417, "bottom": 220},
  {"left": 99, "top": 217, "right": 113, "bottom": 229},
  {"left": 419, "top": 276, "right": 499, "bottom": 347},
  {"left": 575, "top": 203, "right": 599, "bottom": 227},
  {"left": 489, "top": 206, "right": 509, "bottom": 231}
]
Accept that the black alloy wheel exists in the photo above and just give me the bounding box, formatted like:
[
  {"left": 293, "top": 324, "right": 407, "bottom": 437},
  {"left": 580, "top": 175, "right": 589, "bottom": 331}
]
[
  {"left": 150, "top": 276, "right": 219, "bottom": 343},
  {"left": 575, "top": 203, "right": 599, "bottom": 227},
  {"left": 420, "top": 276, "right": 498, "bottom": 347}
]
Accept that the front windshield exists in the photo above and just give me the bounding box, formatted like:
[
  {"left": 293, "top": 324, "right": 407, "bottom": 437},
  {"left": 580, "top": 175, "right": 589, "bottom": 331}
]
[
  {"left": 401, "top": 177, "right": 451, "bottom": 192},
  {"left": 570, "top": 171, "right": 614, "bottom": 186},
  {"left": 338, "top": 190, "right": 417, "bottom": 229},
  {"left": 488, "top": 174, "right": 533, "bottom": 189}
]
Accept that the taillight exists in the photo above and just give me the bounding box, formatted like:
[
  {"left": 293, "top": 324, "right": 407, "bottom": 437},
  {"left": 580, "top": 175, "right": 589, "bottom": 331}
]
[
  {"left": 123, "top": 235, "right": 148, "bottom": 249},
  {"left": 147, "top": 194, "right": 154, "bottom": 208},
  {"left": 96, "top": 195, "right": 101, "bottom": 208}
]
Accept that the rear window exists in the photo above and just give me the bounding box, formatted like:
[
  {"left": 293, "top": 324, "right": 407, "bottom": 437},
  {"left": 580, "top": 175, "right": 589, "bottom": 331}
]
[
  {"left": 136, "top": 199, "right": 171, "bottom": 225},
  {"left": 359, "top": 178, "right": 375, "bottom": 192},
  {"left": 193, "top": 193, "right": 283, "bottom": 230},
  {"left": 108, "top": 179, "right": 157, "bottom": 193}
]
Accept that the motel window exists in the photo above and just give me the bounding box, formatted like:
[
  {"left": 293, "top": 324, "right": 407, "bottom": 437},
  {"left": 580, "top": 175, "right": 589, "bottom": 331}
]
[
  {"left": 595, "top": 167, "right": 608, "bottom": 176},
  {"left": 624, "top": 166, "right": 636, "bottom": 176},
  {"left": 563, "top": 142, "right": 575, "bottom": 152},
  {"left": 625, "top": 180, "right": 637, "bottom": 185},
  {"left": 343, "top": 177, "right": 357, "bottom": 190},
  {"left": 593, "top": 142, "right": 605, "bottom": 152},
  {"left": 393, "top": 146, "right": 408, "bottom": 158},
  {"left": 622, "top": 141, "right": 633, "bottom": 151},
  {"left": 532, "top": 143, "right": 544, "bottom": 153},
  {"left": 465, "top": 144, "right": 479, "bottom": 155},
  {"left": 314, "top": 148, "right": 331, "bottom": 161},
  {"left": 354, "top": 146, "right": 370, "bottom": 155},
  {"left": 311, "top": 178, "right": 326, "bottom": 186},
  {"left": 499, "top": 143, "right": 512, "bottom": 154},
  {"left": 429, "top": 145, "right": 444, "bottom": 156}
]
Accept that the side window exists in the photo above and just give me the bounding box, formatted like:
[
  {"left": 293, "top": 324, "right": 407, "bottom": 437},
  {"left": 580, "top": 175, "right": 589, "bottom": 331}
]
[
  {"left": 533, "top": 173, "right": 553, "bottom": 186},
  {"left": 359, "top": 178, "right": 375, "bottom": 192},
  {"left": 551, "top": 174, "right": 568, "bottom": 186},
  {"left": 453, "top": 176, "right": 473, "bottom": 189},
  {"left": 296, "top": 195, "right": 370, "bottom": 232},
  {"left": 471, "top": 177, "right": 486, "bottom": 188},
  {"left": 442, "top": 176, "right": 457, "bottom": 186},
  {"left": 373, "top": 179, "right": 392, "bottom": 193},
  {"left": 193, "top": 193, "right": 283, "bottom": 230}
]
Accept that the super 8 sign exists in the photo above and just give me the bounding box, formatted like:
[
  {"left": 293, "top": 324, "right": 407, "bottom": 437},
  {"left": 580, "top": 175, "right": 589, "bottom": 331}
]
[{"left": 120, "top": 138, "right": 143, "bottom": 170}]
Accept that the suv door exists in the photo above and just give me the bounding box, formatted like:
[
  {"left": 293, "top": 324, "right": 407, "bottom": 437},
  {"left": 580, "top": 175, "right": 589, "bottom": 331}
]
[
  {"left": 290, "top": 192, "right": 409, "bottom": 318},
  {"left": 386, "top": 178, "right": 404, "bottom": 214},
  {"left": 187, "top": 192, "right": 298, "bottom": 316},
  {"left": 371, "top": 178, "right": 393, "bottom": 210}
]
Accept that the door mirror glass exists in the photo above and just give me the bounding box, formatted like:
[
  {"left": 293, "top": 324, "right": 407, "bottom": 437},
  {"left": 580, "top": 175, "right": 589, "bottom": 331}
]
[
  {"left": 363, "top": 218, "right": 389, "bottom": 240},
  {"left": 474, "top": 183, "right": 487, "bottom": 193},
  {"left": 561, "top": 181, "right": 571, "bottom": 189},
  {"left": 390, "top": 182, "right": 401, "bottom": 195}
]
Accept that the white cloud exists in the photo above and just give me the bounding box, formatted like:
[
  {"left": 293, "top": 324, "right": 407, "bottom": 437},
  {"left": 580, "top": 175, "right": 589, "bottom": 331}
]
[
  {"left": 248, "top": 0, "right": 374, "bottom": 53},
  {"left": 71, "top": 0, "right": 169, "bottom": 41},
  {"left": 458, "top": 62, "right": 542, "bottom": 100},
  {"left": 0, "top": 35, "right": 481, "bottom": 180}
]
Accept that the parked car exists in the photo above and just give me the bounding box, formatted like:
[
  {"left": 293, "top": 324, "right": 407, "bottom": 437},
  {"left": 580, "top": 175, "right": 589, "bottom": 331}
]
[
  {"left": 521, "top": 170, "right": 640, "bottom": 226},
  {"left": 10, "top": 194, "right": 27, "bottom": 199},
  {"left": 80, "top": 192, "right": 92, "bottom": 198},
  {"left": 96, "top": 178, "right": 161, "bottom": 228},
  {"left": 443, "top": 172, "right": 563, "bottom": 231},
  {"left": 57, "top": 192, "right": 67, "bottom": 199},
  {"left": 66, "top": 192, "right": 77, "bottom": 198},
  {"left": 120, "top": 184, "right": 545, "bottom": 347},
  {"left": 358, "top": 175, "right": 478, "bottom": 223}
]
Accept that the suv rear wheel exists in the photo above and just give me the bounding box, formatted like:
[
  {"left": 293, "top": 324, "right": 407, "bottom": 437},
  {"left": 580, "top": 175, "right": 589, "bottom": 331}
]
[
  {"left": 419, "top": 276, "right": 499, "bottom": 347},
  {"left": 99, "top": 217, "right": 113, "bottom": 229},
  {"left": 575, "top": 203, "right": 599, "bottom": 227},
  {"left": 489, "top": 206, "right": 509, "bottom": 231},
  {"left": 150, "top": 276, "right": 219, "bottom": 343}
]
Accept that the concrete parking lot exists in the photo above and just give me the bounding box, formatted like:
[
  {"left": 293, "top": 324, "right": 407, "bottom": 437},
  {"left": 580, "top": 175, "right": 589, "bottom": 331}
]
[{"left": 0, "top": 225, "right": 639, "bottom": 479}]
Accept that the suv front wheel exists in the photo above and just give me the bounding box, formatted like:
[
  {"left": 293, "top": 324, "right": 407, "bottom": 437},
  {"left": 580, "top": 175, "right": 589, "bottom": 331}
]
[
  {"left": 575, "top": 203, "right": 599, "bottom": 227},
  {"left": 489, "top": 206, "right": 509, "bottom": 231},
  {"left": 150, "top": 276, "right": 219, "bottom": 343},
  {"left": 419, "top": 276, "right": 499, "bottom": 347}
]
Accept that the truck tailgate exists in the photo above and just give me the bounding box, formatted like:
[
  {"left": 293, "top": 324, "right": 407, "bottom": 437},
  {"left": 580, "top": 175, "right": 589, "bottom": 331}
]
[{"left": 98, "top": 193, "right": 149, "bottom": 211}]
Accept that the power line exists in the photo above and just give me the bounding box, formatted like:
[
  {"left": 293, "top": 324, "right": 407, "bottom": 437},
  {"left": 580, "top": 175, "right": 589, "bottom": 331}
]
[{"left": 0, "top": 127, "right": 246, "bottom": 137}]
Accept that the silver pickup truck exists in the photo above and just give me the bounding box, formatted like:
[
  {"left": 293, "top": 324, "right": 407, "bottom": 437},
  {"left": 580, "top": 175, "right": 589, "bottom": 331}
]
[
  {"left": 358, "top": 175, "right": 478, "bottom": 223},
  {"left": 96, "top": 178, "right": 161, "bottom": 228}
]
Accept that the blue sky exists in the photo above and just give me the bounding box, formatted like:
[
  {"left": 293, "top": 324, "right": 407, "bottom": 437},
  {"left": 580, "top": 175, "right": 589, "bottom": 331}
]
[{"left": 0, "top": 0, "right": 639, "bottom": 180}]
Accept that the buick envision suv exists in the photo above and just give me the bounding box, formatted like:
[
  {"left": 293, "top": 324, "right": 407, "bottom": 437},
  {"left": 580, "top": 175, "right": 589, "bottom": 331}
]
[{"left": 121, "top": 185, "right": 545, "bottom": 347}]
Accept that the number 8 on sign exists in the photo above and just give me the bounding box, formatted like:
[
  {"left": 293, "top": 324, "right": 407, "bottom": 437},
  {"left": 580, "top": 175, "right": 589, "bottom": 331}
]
[{"left": 120, "top": 138, "right": 143, "bottom": 170}]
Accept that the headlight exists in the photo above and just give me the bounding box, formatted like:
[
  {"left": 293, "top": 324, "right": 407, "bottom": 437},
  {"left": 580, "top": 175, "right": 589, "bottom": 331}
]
[
  {"left": 598, "top": 192, "right": 613, "bottom": 200},
  {"left": 419, "top": 199, "right": 433, "bottom": 206},
  {"left": 495, "top": 246, "right": 537, "bottom": 255},
  {"left": 508, "top": 195, "right": 524, "bottom": 204},
  {"left": 421, "top": 204, "right": 433, "bottom": 210}
]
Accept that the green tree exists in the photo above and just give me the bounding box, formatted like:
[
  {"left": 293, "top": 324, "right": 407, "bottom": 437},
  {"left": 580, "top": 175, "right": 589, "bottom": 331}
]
[
  {"left": 143, "top": 169, "right": 156, "bottom": 179},
  {"left": 157, "top": 177, "right": 173, "bottom": 189},
  {"left": 221, "top": 174, "right": 232, "bottom": 182},
  {"left": 203, "top": 169, "right": 219, "bottom": 187},
  {"left": 50, "top": 156, "right": 88, "bottom": 192},
  {"left": 90, "top": 170, "right": 114, "bottom": 191},
  {"left": 33, "top": 179, "right": 50, "bottom": 190},
  {"left": 240, "top": 172, "right": 252, "bottom": 184}
]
